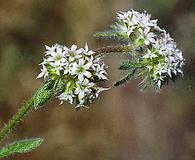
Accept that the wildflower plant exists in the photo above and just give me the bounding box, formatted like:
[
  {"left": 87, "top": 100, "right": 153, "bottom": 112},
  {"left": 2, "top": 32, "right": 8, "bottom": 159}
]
[{"left": 0, "top": 9, "right": 184, "bottom": 159}]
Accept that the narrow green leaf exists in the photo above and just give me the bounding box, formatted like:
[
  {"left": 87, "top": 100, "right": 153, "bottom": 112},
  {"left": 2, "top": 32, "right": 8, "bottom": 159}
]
[
  {"left": 94, "top": 45, "right": 133, "bottom": 54},
  {"left": 0, "top": 138, "right": 43, "bottom": 158},
  {"left": 114, "top": 69, "right": 136, "bottom": 86},
  {"left": 119, "top": 60, "right": 143, "bottom": 70},
  {"left": 94, "top": 31, "right": 118, "bottom": 39},
  {"left": 94, "top": 31, "right": 130, "bottom": 42},
  {"left": 119, "top": 60, "right": 132, "bottom": 70}
]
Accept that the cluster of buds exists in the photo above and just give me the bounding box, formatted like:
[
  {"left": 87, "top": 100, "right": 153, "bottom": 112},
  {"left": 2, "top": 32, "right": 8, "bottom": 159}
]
[
  {"left": 110, "top": 10, "right": 185, "bottom": 89},
  {"left": 37, "top": 44, "right": 108, "bottom": 108}
]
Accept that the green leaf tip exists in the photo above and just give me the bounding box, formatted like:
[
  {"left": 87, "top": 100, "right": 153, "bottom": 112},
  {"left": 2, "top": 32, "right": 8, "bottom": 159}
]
[{"left": 0, "top": 138, "right": 43, "bottom": 158}]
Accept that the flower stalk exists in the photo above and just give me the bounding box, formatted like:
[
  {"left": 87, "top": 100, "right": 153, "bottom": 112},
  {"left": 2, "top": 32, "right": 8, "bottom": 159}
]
[
  {"left": 94, "top": 45, "right": 135, "bottom": 54},
  {"left": 0, "top": 80, "right": 65, "bottom": 142},
  {"left": 0, "top": 99, "right": 34, "bottom": 142}
]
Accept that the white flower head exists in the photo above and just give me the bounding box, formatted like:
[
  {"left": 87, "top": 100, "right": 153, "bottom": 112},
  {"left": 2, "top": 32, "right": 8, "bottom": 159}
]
[
  {"left": 114, "top": 9, "right": 158, "bottom": 45},
  {"left": 140, "top": 30, "right": 185, "bottom": 89},
  {"left": 112, "top": 9, "right": 185, "bottom": 90},
  {"left": 71, "top": 59, "right": 92, "bottom": 81},
  {"left": 37, "top": 43, "right": 109, "bottom": 108}
]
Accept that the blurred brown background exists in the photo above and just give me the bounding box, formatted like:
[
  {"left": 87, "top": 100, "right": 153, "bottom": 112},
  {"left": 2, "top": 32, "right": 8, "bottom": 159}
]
[{"left": 0, "top": 0, "right": 195, "bottom": 159}]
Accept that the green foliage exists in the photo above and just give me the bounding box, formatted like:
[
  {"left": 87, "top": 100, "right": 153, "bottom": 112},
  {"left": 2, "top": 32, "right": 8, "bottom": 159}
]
[
  {"left": 114, "top": 69, "right": 136, "bottom": 86},
  {"left": 119, "top": 60, "right": 143, "bottom": 70},
  {"left": 0, "top": 138, "right": 43, "bottom": 158},
  {"left": 0, "top": 81, "right": 58, "bottom": 142}
]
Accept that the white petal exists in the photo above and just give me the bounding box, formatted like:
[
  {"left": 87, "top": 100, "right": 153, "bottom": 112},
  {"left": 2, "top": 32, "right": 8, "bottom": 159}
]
[
  {"left": 71, "top": 44, "right": 77, "bottom": 51},
  {"left": 84, "top": 71, "right": 91, "bottom": 78},
  {"left": 168, "top": 69, "right": 172, "bottom": 78},
  {"left": 78, "top": 74, "right": 84, "bottom": 81},
  {"left": 100, "top": 74, "right": 108, "bottom": 80},
  {"left": 84, "top": 62, "right": 92, "bottom": 69},
  {"left": 157, "top": 80, "right": 161, "bottom": 88},
  {"left": 45, "top": 45, "right": 51, "bottom": 50},
  {"left": 87, "top": 50, "right": 95, "bottom": 55},
  {"left": 64, "top": 69, "right": 69, "bottom": 74},
  {"left": 78, "top": 59, "right": 84, "bottom": 65},
  {"left": 144, "top": 40, "right": 150, "bottom": 45},
  {"left": 69, "top": 56, "right": 74, "bottom": 62},
  {"left": 78, "top": 91, "right": 85, "bottom": 102},
  {"left": 85, "top": 43, "right": 88, "bottom": 51},
  {"left": 36, "top": 72, "right": 44, "bottom": 79},
  {"left": 76, "top": 48, "right": 83, "bottom": 54}
]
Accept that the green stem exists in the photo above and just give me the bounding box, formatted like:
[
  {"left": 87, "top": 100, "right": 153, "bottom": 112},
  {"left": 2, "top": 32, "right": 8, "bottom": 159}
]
[
  {"left": 94, "top": 45, "right": 134, "bottom": 55},
  {"left": 0, "top": 99, "right": 34, "bottom": 142},
  {"left": 0, "top": 80, "right": 59, "bottom": 142}
]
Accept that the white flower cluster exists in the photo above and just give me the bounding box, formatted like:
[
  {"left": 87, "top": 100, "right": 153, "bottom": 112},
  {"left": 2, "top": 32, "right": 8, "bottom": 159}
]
[
  {"left": 115, "top": 10, "right": 158, "bottom": 41},
  {"left": 37, "top": 44, "right": 108, "bottom": 108},
  {"left": 114, "top": 10, "right": 185, "bottom": 89},
  {"left": 146, "top": 32, "right": 184, "bottom": 88}
]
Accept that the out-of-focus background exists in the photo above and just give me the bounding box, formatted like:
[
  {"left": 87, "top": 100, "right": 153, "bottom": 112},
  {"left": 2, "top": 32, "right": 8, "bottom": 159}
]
[{"left": 0, "top": 0, "right": 194, "bottom": 159}]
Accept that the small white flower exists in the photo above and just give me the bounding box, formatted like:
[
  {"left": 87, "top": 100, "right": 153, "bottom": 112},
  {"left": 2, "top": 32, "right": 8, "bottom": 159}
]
[
  {"left": 71, "top": 59, "right": 92, "bottom": 81},
  {"left": 63, "top": 63, "right": 71, "bottom": 75},
  {"left": 45, "top": 44, "right": 58, "bottom": 56},
  {"left": 37, "top": 65, "right": 48, "bottom": 79},
  {"left": 67, "top": 44, "right": 83, "bottom": 62},
  {"left": 143, "top": 49, "right": 157, "bottom": 59},
  {"left": 120, "top": 25, "right": 135, "bottom": 36},
  {"left": 58, "top": 92, "right": 74, "bottom": 104},
  {"left": 94, "top": 64, "right": 108, "bottom": 80},
  {"left": 139, "top": 13, "right": 157, "bottom": 27},
  {"left": 83, "top": 43, "right": 95, "bottom": 55},
  {"left": 154, "top": 64, "right": 167, "bottom": 76},
  {"left": 175, "top": 49, "right": 184, "bottom": 61},
  {"left": 117, "top": 11, "right": 132, "bottom": 20},
  {"left": 95, "top": 87, "right": 110, "bottom": 98},
  {"left": 74, "top": 79, "right": 94, "bottom": 102},
  {"left": 139, "top": 27, "right": 156, "bottom": 45}
]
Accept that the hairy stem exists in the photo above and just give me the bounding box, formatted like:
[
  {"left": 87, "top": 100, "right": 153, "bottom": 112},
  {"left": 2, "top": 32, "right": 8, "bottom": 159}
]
[
  {"left": 0, "top": 99, "right": 34, "bottom": 142},
  {"left": 0, "top": 80, "right": 57, "bottom": 142},
  {"left": 94, "top": 45, "right": 135, "bottom": 55}
]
